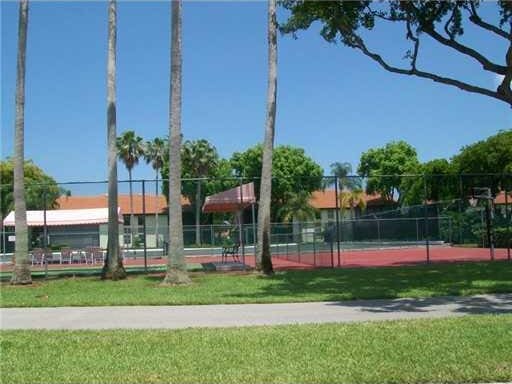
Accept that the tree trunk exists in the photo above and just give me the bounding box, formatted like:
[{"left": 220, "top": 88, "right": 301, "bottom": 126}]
[
  {"left": 256, "top": 0, "right": 277, "bottom": 275},
  {"left": 155, "top": 169, "right": 159, "bottom": 248},
  {"left": 11, "top": 0, "right": 31, "bottom": 285},
  {"left": 128, "top": 168, "right": 135, "bottom": 247},
  {"left": 103, "top": 0, "right": 125, "bottom": 280},
  {"left": 163, "top": 0, "right": 190, "bottom": 285},
  {"left": 195, "top": 180, "right": 201, "bottom": 245}
]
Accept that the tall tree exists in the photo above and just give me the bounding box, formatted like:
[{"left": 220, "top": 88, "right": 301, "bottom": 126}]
[
  {"left": 116, "top": 130, "right": 144, "bottom": 246},
  {"left": 256, "top": 0, "right": 278, "bottom": 275},
  {"left": 144, "top": 137, "right": 167, "bottom": 247},
  {"left": 163, "top": 0, "right": 190, "bottom": 285},
  {"left": 280, "top": 1, "right": 512, "bottom": 107},
  {"left": 11, "top": 0, "right": 31, "bottom": 285},
  {"left": 103, "top": 0, "right": 126, "bottom": 280},
  {"left": 181, "top": 139, "right": 219, "bottom": 245}
]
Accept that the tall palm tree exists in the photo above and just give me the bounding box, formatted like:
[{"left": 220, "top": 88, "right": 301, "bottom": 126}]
[
  {"left": 163, "top": 0, "right": 190, "bottom": 285},
  {"left": 116, "top": 130, "right": 144, "bottom": 246},
  {"left": 103, "top": 0, "right": 126, "bottom": 280},
  {"left": 256, "top": 0, "right": 277, "bottom": 276},
  {"left": 11, "top": 0, "right": 31, "bottom": 285},
  {"left": 144, "top": 137, "right": 166, "bottom": 247},
  {"left": 182, "top": 139, "right": 218, "bottom": 245}
]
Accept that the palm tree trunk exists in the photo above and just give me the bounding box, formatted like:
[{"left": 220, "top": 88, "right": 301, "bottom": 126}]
[
  {"left": 195, "top": 180, "right": 201, "bottom": 245},
  {"left": 256, "top": 0, "right": 277, "bottom": 275},
  {"left": 163, "top": 0, "right": 190, "bottom": 285},
  {"left": 103, "top": 0, "right": 125, "bottom": 280},
  {"left": 155, "top": 169, "right": 159, "bottom": 248},
  {"left": 128, "top": 168, "right": 135, "bottom": 246},
  {"left": 11, "top": 0, "right": 31, "bottom": 285}
]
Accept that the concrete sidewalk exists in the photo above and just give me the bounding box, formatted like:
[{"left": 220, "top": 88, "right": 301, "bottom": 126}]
[{"left": 1, "top": 293, "right": 511, "bottom": 330}]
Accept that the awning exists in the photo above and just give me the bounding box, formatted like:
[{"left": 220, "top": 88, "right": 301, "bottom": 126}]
[
  {"left": 202, "top": 183, "right": 256, "bottom": 213},
  {"left": 2, "top": 208, "right": 123, "bottom": 227}
]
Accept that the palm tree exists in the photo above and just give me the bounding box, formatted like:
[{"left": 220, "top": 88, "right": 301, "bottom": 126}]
[
  {"left": 278, "top": 191, "right": 317, "bottom": 254},
  {"left": 277, "top": 191, "right": 317, "bottom": 224},
  {"left": 339, "top": 189, "right": 367, "bottom": 219},
  {"left": 116, "top": 130, "right": 144, "bottom": 246},
  {"left": 328, "top": 162, "right": 361, "bottom": 191},
  {"left": 11, "top": 0, "right": 31, "bottom": 285},
  {"left": 256, "top": 0, "right": 277, "bottom": 276},
  {"left": 162, "top": 0, "right": 190, "bottom": 285},
  {"left": 182, "top": 139, "right": 218, "bottom": 245},
  {"left": 144, "top": 137, "right": 166, "bottom": 247},
  {"left": 103, "top": 0, "right": 126, "bottom": 280}
]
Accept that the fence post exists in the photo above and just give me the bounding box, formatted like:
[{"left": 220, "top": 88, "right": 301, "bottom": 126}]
[
  {"left": 334, "top": 176, "right": 341, "bottom": 267},
  {"left": 423, "top": 174, "right": 430, "bottom": 263},
  {"left": 251, "top": 203, "right": 257, "bottom": 257},
  {"left": 142, "top": 180, "right": 147, "bottom": 273},
  {"left": 377, "top": 219, "right": 381, "bottom": 243},
  {"left": 239, "top": 177, "right": 245, "bottom": 269},
  {"left": 43, "top": 187, "right": 48, "bottom": 279},
  {"left": 415, "top": 218, "right": 419, "bottom": 242},
  {"left": 506, "top": 185, "right": 511, "bottom": 261},
  {"left": 458, "top": 174, "right": 464, "bottom": 244}
]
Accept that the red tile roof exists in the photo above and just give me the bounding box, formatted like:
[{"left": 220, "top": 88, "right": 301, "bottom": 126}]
[
  {"left": 56, "top": 194, "right": 190, "bottom": 215},
  {"left": 309, "top": 190, "right": 393, "bottom": 209},
  {"left": 495, "top": 191, "right": 512, "bottom": 205}
]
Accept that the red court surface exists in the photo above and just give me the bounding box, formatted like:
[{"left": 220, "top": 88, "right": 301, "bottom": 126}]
[{"left": 2, "top": 246, "right": 510, "bottom": 273}]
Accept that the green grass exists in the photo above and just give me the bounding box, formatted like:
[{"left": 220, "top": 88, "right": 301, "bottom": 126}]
[
  {"left": 1, "top": 261, "right": 512, "bottom": 307},
  {"left": 2, "top": 315, "right": 512, "bottom": 383}
]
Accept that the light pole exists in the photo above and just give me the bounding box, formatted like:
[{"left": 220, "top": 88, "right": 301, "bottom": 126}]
[{"left": 469, "top": 187, "right": 494, "bottom": 261}]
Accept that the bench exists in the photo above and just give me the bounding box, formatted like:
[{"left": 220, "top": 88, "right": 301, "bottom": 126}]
[{"left": 221, "top": 244, "right": 240, "bottom": 263}]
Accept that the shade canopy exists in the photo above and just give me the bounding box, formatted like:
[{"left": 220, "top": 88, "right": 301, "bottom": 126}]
[
  {"left": 2, "top": 208, "right": 123, "bottom": 227},
  {"left": 202, "top": 183, "right": 256, "bottom": 213}
]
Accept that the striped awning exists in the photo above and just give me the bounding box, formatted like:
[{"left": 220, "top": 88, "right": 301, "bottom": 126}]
[
  {"left": 202, "top": 183, "right": 256, "bottom": 213},
  {"left": 2, "top": 207, "right": 123, "bottom": 227}
]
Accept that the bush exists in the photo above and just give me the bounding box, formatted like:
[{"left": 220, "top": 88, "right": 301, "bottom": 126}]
[{"left": 495, "top": 227, "right": 512, "bottom": 248}]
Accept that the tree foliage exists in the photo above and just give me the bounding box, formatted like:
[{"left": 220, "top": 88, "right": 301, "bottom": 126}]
[
  {"left": 452, "top": 129, "right": 512, "bottom": 192},
  {"left": 400, "top": 158, "right": 457, "bottom": 205},
  {"left": 231, "top": 144, "right": 323, "bottom": 219},
  {"left": 280, "top": 1, "right": 512, "bottom": 106},
  {"left": 161, "top": 141, "right": 236, "bottom": 207},
  {"left": 358, "top": 140, "right": 420, "bottom": 202},
  {"left": 0, "top": 159, "right": 61, "bottom": 219},
  {"left": 277, "top": 190, "right": 317, "bottom": 222}
]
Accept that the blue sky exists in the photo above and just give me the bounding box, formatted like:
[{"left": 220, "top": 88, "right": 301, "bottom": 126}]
[{"left": 1, "top": 1, "right": 510, "bottom": 185}]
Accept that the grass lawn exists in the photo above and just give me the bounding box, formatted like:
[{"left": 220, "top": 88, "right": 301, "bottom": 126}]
[
  {"left": 2, "top": 315, "right": 512, "bottom": 384},
  {"left": 1, "top": 261, "right": 512, "bottom": 307}
]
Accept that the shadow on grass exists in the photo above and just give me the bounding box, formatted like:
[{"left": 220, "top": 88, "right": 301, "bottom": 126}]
[{"left": 224, "top": 261, "right": 512, "bottom": 303}]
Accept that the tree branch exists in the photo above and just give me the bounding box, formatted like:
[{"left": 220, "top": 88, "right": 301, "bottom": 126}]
[
  {"left": 403, "top": 2, "right": 506, "bottom": 74},
  {"left": 350, "top": 35, "right": 511, "bottom": 107},
  {"left": 423, "top": 27, "right": 507, "bottom": 74},
  {"left": 467, "top": 2, "right": 511, "bottom": 40}
]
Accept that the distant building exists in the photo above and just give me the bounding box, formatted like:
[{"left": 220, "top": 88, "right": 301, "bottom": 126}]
[{"left": 55, "top": 194, "right": 191, "bottom": 248}]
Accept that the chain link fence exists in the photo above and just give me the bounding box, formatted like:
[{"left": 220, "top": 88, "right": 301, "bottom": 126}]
[{"left": 1, "top": 174, "right": 511, "bottom": 270}]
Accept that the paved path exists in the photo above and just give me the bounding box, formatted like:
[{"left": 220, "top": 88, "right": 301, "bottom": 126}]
[{"left": 1, "top": 293, "right": 511, "bottom": 330}]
